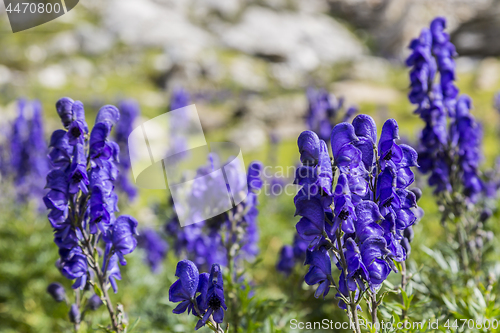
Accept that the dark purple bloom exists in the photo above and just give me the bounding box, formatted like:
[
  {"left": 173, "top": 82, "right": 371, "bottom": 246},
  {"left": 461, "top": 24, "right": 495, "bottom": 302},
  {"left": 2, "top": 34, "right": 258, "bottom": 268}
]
[
  {"left": 333, "top": 174, "right": 356, "bottom": 234},
  {"left": 47, "top": 282, "right": 66, "bottom": 302},
  {"left": 276, "top": 245, "right": 295, "bottom": 275},
  {"left": 96, "top": 105, "right": 120, "bottom": 126},
  {"left": 56, "top": 97, "right": 75, "bottom": 129},
  {"left": 304, "top": 247, "right": 331, "bottom": 299},
  {"left": 69, "top": 304, "right": 81, "bottom": 324},
  {"left": 89, "top": 122, "right": 113, "bottom": 161},
  {"left": 169, "top": 260, "right": 200, "bottom": 315},
  {"left": 109, "top": 215, "right": 139, "bottom": 265},
  {"left": 295, "top": 196, "right": 325, "bottom": 249},
  {"left": 200, "top": 264, "right": 227, "bottom": 324},
  {"left": 60, "top": 250, "right": 88, "bottom": 289},
  {"left": 298, "top": 131, "right": 320, "bottom": 166},
  {"left": 106, "top": 254, "right": 123, "bottom": 293},
  {"left": 68, "top": 143, "right": 89, "bottom": 194},
  {"left": 87, "top": 294, "right": 103, "bottom": 310},
  {"left": 170, "top": 87, "right": 191, "bottom": 111},
  {"left": 138, "top": 228, "right": 168, "bottom": 273},
  {"left": 247, "top": 161, "right": 263, "bottom": 191}
]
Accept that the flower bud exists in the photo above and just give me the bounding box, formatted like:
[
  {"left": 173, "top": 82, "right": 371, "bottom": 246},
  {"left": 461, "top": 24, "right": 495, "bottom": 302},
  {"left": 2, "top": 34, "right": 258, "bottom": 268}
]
[
  {"left": 298, "top": 131, "right": 320, "bottom": 166},
  {"left": 479, "top": 208, "right": 492, "bottom": 223},
  {"left": 55, "top": 97, "right": 74, "bottom": 129},
  {"left": 401, "top": 237, "right": 411, "bottom": 256},
  {"left": 69, "top": 304, "right": 81, "bottom": 324},
  {"left": 410, "top": 188, "right": 422, "bottom": 202},
  {"left": 47, "top": 282, "right": 66, "bottom": 302},
  {"left": 403, "top": 226, "right": 414, "bottom": 242},
  {"left": 87, "top": 294, "right": 103, "bottom": 311}
]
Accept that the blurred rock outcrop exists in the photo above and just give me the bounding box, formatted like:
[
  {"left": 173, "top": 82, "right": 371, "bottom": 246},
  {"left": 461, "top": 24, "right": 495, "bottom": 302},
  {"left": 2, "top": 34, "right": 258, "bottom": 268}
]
[{"left": 326, "top": 0, "right": 496, "bottom": 58}]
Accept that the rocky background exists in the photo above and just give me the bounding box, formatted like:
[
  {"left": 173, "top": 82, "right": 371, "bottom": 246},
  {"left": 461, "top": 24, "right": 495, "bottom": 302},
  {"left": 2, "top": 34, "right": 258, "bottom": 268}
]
[{"left": 0, "top": 0, "right": 499, "bottom": 151}]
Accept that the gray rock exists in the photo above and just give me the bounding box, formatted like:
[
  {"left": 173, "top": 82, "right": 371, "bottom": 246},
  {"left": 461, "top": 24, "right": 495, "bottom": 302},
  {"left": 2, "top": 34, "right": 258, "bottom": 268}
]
[
  {"left": 220, "top": 6, "right": 364, "bottom": 72},
  {"left": 451, "top": 4, "right": 500, "bottom": 57},
  {"left": 326, "top": 0, "right": 494, "bottom": 59},
  {"left": 475, "top": 57, "right": 500, "bottom": 91},
  {"left": 230, "top": 56, "right": 268, "bottom": 91},
  {"left": 104, "top": 0, "right": 214, "bottom": 64},
  {"left": 76, "top": 24, "right": 115, "bottom": 55},
  {"left": 331, "top": 80, "right": 401, "bottom": 105}
]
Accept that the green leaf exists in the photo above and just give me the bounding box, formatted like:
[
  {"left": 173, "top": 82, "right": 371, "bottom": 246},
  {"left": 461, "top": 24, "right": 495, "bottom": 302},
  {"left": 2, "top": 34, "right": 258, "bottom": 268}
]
[
  {"left": 94, "top": 284, "right": 104, "bottom": 298},
  {"left": 127, "top": 317, "right": 141, "bottom": 332}
]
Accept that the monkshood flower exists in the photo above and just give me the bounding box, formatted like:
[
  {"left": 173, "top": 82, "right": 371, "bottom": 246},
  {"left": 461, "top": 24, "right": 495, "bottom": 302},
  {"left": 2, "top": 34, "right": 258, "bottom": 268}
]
[
  {"left": 293, "top": 114, "right": 420, "bottom": 330},
  {"left": 138, "top": 228, "right": 169, "bottom": 273},
  {"left": 169, "top": 260, "right": 226, "bottom": 332},
  {"left": 407, "top": 17, "right": 496, "bottom": 272},
  {"left": 305, "top": 88, "right": 357, "bottom": 142},
  {"left": 47, "top": 282, "right": 66, "bottom": 302},
  {"left": 44, "top": 97, "right": 139, "bottom": 332},
  {"left": 1, "top": 99, "right": 49, "bottom": 202},
  {"left": 407, "top": 17, "right": 484, "bottom": 203},
  {"left": 276, "top": 234, "right": 308, "bottom": 275},
  {"left": 114, "top": 100, "right": 140, "bottom": 200}
]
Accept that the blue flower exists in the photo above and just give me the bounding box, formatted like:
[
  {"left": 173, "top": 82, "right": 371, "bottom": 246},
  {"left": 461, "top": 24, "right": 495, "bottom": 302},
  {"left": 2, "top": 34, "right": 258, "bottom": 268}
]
[
  {"left": 277, "top": 245, "right": 295, "bottom": 275},
  {"left": 298, "top": 130, "right": 320, "bottom": 166},
  {"left": 169, "top": 260, "right": 200, "bottom": 315},
  {"left": 68, "top": 143, "right": 89, "bottom": 194},
  {"left": 55, "top": 97, "right": 75, "bottom": 129},
  {"left": 108, "top": 215, "right": 139, "bottom": 265},
  {"left": 87, "top": 294, "right": 103, "bottom": 310},
  {"left": 200, "top": 264, "right": 227, "bottom": 324},
  {"left": 138, "top": 229, "right": 168, "bottom": 273},
  {"left": 69, "top": 304, "right": 81, "bottom": 324},
  {"left": 47, "top": 282, "right": 66, "bottom": 302},
  {"left": 304, "top": 247, "right": 332, "bottom": 299},
  {"left": 295, "top": 196, "right": 325, "bottom": 249},
  {"left": 333, "top": 174, "right": 356, "bottom": 234},
  {"left": 105, "top": 254, "right": 123, "bottom": 293},
  {"left": 60, "top": 249, "right": 88, "bottom": 289}
]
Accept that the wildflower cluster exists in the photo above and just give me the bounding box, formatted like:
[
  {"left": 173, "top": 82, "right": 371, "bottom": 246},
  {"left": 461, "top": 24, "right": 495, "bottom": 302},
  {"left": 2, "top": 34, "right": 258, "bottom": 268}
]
[
  {"left": 44, "top": 97, "right": 138, "bottom": 332},
  {"left": 407, "top": 17, "right": 484, "bottom": 201},
  {"left": 165, "top": 160, "right": 263, "bottom": 270},
  {"left": 0, "top": 99, "right": 48, "bottom": 202},
  {"left": 407, "top": 17, "right": 495, "bottom": 269},
  {"left": 293, "top": 114, "right": 421, "bottom": 330},
  {"left": 169, "top": 260, "right": 227, "bottom": 332}
]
